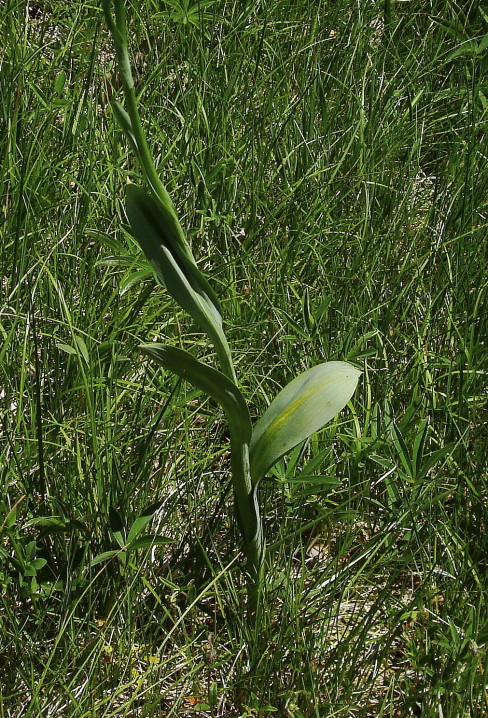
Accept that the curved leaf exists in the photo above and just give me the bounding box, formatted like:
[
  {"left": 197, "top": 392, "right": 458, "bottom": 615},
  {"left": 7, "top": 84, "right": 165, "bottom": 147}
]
[
  {"left": 249, "top": 361, "right": 361, "bottom": 482},
  {"left": 126, "top": 186, "right": 235, "bottom": 381},
  {"left": 126, "top": 500, "right": 164, "bottom": 544},
  {"left": 140, "top": 343, "right": 251, "bottom": 446},
  {"left": 127, "top": 535, "right": 174, "bottom": 551},
  {"left": 126, "top": 184, "right": 220, "bottom": 310},
  {"left": 90, "top": 550, "right": 121, "bottom": 568}
]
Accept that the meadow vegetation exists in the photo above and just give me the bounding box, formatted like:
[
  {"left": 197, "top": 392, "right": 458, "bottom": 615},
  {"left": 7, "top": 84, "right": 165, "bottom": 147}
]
[{"left": 1, "top": 1, "right": 487, "bottom": 716}]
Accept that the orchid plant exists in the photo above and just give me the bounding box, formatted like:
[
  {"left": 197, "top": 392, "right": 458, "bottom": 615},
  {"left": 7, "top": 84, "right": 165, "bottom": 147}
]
[{"left": 101, "top": 0, "right": 361, "bottom": 613}]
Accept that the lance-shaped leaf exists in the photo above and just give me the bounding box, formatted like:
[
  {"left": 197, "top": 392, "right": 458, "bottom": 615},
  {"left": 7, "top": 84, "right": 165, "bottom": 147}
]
[
  {"left": 140, "top": 343, "right": 251, "bottom": 445},
  {"left": 249, "top": 361, "right": 361, "bottom": 482},
  {"left": 126, "top": 184, "right": 220, "bottom": 308},
  {"left": 126, "top": 185, "right": 235, "bottom": 381}
]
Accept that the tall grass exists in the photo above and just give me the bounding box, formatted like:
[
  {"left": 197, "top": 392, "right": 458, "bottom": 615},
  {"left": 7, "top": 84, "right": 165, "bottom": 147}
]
[{"left": 1, "top": 1, "right": 486, "bottom": 716}]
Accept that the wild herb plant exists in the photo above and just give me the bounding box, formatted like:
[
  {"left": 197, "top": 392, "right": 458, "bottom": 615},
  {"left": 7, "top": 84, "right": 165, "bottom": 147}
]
[{"left": 101, "top": 0, "right": 360, "bottom": 613}]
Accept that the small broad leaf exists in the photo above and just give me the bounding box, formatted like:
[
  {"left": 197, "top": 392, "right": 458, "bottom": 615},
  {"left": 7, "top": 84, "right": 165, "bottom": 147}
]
[
  {"left": 126, "top": 535, "right": 174, "bottom": 551},
  {"left": 31, "top": 558, "right": 47, "bottom": 571},
  {"left": 90, "top": 550, "right": 121, "bottom": 568},
  {"left": 4, "top": 505, "right": 17, "bottom": 530},
  {"left": 73, "top": 335, "right": 90, "bottom": 365},
  {"left": 56, "top": 337, "right": 89, "bottom": 365},
  {"left": 126, "top": 500, "right": 163, "bottom": 544},
  {"left": 56, "top": 342, "right": 77, "bottom": 356},
  {"left": 249, "top": 361, "right": 361, "bottom": 482},
  {"left": 54, "top": 70, "right": 66, "bottom": 95},
  {"left": 119, "top": 268, "right": 153, "bottom": 294}
]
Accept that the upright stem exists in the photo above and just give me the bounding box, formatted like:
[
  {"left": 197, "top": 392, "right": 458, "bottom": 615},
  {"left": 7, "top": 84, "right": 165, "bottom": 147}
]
[
  {"left": 229, "top": 436, "right": 264, "bottom": 616},
  {"left": 101, "top": 0, "right": 186, "bottom": 245}
]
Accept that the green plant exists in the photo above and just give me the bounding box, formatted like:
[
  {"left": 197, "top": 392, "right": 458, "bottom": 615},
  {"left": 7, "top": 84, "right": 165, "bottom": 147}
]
[
  {"left": 101, "top": 0, "right": 360, "bottom": 614},
  {"left": 0, "top": 501, "right": 48, "bottom": 600},
  {"left": 156, "top": 0, "right": 219, "bottom": 31},
  {"left": 90, "top": 501, "right": 173, "bottom": 573}
]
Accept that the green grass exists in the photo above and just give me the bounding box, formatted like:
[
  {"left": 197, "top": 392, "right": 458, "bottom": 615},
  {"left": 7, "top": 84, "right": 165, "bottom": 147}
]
[{"left": 1, "top": 0, "right": 487, "bottom": 716}]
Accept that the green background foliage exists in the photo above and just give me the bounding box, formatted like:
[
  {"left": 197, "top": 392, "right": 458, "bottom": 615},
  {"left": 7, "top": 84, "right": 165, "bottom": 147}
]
[{"left": 0, "top": 0, "right": 486, "bottom": 715}]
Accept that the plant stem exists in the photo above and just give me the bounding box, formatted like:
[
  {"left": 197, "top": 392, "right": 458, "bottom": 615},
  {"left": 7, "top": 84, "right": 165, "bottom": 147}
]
[
  {"left": 102, "top": 0, "right": 237, "bottom": 385},
  {"left": 101, "top": 0, "right": 187, "bottom": 250},
  {"left": 230, "top": 439, "right": 264, "bottom": 614}
]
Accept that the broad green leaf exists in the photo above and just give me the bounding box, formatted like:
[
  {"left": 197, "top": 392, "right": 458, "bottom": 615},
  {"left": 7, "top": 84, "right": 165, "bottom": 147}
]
[
  {"left": 73, "top": 335, "right": 90, "bottom": 366},
  {"left": 56, "top": 337, "right": 89, "bottom": 365},
  {"left": 249, "top": 362, "right": 361, "bottom": 482},
  {"left": 5, "top": 505, "right": 17, "bottom": 530},
  {"left": 418, "top": 443, "right": 454, "bottom": 479},
  {"left": 31, "top": 558, "right": 47, "bottom": 571},
  {"left": 447, "top": 40, "right": 480, "bottom": 61},
  {"left": 126, "top": 186, "right": 235, "bottom": 381},
  {"left": 25, "top": 541, "right": 37, "bottom": 559},
  {"left": 54, "top": 70, "right": 66, "bottom": 95},
  {"left": 119, "top": 268, "right": 153, "bottom": 294},
  {"left": 140, "top": 343, "right": 251, "bottom": 446},
  {"left": 56, "top": 342, "right": 77, "bottom": 356}
]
